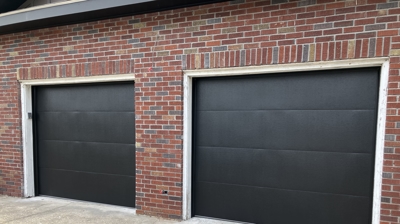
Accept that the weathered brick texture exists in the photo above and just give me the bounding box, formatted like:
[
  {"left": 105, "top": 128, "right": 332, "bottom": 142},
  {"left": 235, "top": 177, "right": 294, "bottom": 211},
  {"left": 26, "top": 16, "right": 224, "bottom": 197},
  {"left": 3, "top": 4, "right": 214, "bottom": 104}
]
[{"left": 1, "top": 0, "right": 400, "bottom": 221}]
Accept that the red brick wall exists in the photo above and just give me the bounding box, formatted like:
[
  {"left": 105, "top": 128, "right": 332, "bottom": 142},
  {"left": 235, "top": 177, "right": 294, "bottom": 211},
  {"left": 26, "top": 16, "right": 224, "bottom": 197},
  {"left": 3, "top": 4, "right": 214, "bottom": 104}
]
[{"left": 1, "top": 0, "right": 400, "bottom": 222}]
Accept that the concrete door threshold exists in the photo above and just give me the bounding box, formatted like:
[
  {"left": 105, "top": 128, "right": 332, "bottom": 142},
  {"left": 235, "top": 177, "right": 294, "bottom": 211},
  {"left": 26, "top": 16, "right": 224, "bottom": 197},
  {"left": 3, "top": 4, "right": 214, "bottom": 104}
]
[{"left": 0, "top": 196, "right": 237, "bottom": 224}]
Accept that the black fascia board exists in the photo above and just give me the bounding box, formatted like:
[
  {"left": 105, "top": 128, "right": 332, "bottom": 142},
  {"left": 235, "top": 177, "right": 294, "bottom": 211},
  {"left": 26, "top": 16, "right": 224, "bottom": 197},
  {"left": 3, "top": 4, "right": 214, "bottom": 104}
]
[{"left": 0, "top": 0, "right": 227, "bottom": 35}]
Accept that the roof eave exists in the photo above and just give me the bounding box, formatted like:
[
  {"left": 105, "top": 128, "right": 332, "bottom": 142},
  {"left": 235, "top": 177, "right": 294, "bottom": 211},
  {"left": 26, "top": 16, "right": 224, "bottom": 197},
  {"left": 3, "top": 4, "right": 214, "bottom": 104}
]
[{"left": 0, "top": 0, "right": 227, "bottom": 35}]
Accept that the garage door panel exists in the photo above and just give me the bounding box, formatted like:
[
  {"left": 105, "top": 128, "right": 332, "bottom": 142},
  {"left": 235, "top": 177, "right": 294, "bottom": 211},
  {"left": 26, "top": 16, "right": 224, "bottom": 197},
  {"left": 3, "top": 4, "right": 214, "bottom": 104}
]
[
  {"left": 38, "top": 141, "right": 135, "bottom": 176},
  {"left": 39, "top": 168, "right": 135, "bottom": 207},
  {"left": 195, "top": 68, "right": 379, "bottom": 111},
  {"left": 36, "top": 84, "right": 134, "bottom": 112},
  {"left": 37, "top": 112, "right": 135, "bottom": 144},
  {"left": 195, "top": 147, "right": 373, "bottom": 196},
  {"left": 195, "top": 181, "right": 371, "bottom": 224},
  {"left": 35, "top": 82, "right": 135, "bottom": 207},
  {"left": 193, "top": 68, "right": 379, "bottom": 223},
  {"left": 196, "top": 110, "right": 376, "bottom": 153},
  {"left": 194, "top": 181, "right": 257, "bottom": 223}
]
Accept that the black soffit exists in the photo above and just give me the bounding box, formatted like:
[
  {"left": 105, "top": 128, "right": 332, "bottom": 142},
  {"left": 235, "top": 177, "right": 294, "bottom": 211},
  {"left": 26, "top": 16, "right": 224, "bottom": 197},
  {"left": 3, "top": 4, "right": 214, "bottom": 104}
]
[
  {"left": 0, "top": 0, "right": 26, "bottom": 14},
  {"left": 0, "top": 0, "right": 228, "bottom": 35}
]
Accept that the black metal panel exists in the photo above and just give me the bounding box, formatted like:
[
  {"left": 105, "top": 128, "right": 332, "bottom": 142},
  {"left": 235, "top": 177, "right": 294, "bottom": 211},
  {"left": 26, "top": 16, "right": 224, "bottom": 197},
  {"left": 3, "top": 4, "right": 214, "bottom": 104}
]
[
  {"left": 195, "top": 68, "right": 379, "bottom": 111},
  {"left": 195, "top": 182, "right": 372, "bottom": 224},
  {"left": 34, "top": 82, "right": 135, "bottom": 207},
  {"left": 39, "top": 168, "right": 135, "bottom": 207},
  {"left": 196, "top": 110, "right": 376, "bottom": 154},
  {"left": 196, "top": 146, "right": 374, "bottom": 196},
  {"left": 193, "top": 68, "right": 380, "bottom": 223},
  {"left": 35, "top": 83, "right": 135, "bottom": 112},
  {"left": 38, "top": 141, "right": 135, "bottom": 176},
  {"left": 37, "top": 112, "right": 135, "bottom": 144}
]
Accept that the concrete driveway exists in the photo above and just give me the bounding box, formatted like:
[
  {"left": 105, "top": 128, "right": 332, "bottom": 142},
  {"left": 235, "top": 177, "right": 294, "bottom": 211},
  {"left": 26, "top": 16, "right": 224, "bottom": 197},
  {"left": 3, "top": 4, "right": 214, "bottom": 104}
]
[{"left": 0, "top": 196, "right": 234, "bottom": 224}]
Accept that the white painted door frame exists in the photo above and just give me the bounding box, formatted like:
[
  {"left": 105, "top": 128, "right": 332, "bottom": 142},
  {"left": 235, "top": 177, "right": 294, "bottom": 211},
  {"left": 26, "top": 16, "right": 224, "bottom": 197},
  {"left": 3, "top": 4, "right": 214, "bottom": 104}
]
[
  {"left": 19, "top": 74, "right": 135, "bottom": 197},
  {"left": 182, "top": 58, "right": 390, "bottom": 224}
]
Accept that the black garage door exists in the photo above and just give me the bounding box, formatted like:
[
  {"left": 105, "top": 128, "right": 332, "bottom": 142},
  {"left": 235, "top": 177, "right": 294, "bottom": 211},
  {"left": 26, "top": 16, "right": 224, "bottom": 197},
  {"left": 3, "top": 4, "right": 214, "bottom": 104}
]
[
  {"left": 192, "top": 68, "right": 379, "bottom": 223},
  {"left": 33, "top": 82, "right": 135, "bottom": 207}
]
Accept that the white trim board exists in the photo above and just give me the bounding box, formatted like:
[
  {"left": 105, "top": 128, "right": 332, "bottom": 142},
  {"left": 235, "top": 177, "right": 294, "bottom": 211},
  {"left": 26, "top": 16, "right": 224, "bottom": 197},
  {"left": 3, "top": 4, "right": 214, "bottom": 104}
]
[
  {"left": 18, "top": 74, "right": 135, "bottom": 85},
  {"left": 21, "top": 74, "right": 135, "bottom": 197},
  {"left": 182, "top": 58, "right": 389, "bottom": 223}
]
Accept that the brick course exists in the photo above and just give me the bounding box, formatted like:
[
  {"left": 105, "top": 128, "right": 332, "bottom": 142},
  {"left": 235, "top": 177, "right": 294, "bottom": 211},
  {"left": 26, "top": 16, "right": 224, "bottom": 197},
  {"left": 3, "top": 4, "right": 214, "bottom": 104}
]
[{"left": 1, "top": 0, "right": 400, "bottom": 221}]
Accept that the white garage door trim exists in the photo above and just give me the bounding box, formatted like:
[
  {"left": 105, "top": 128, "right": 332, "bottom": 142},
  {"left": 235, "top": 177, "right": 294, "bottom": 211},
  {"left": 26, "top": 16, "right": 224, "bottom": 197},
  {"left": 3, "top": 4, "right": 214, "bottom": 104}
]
[
  {"left": 183, "top": 58, "right": 389, "bottom": 224},
  {"left": 19, "top": 74, "right": 135, "bottom": 198}
]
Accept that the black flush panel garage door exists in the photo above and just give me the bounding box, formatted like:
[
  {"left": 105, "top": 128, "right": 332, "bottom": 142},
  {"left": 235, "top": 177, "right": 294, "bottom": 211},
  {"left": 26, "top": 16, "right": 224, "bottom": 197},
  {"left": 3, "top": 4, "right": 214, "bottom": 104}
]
[
  {"left": 192, "top": 68, "right": 380, "bottom": 224},
  {"left": 33, "top": 82, "right": 135, "bottom": 207}
]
